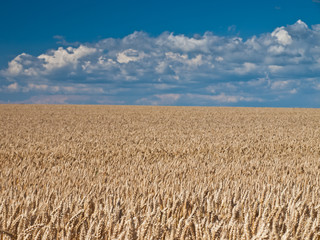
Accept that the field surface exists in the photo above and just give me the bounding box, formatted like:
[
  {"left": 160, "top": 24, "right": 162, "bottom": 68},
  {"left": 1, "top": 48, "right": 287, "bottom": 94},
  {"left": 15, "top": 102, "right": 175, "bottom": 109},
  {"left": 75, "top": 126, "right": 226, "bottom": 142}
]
[{"left": 0, "top": 105, "right": 320, "bottom": 240}]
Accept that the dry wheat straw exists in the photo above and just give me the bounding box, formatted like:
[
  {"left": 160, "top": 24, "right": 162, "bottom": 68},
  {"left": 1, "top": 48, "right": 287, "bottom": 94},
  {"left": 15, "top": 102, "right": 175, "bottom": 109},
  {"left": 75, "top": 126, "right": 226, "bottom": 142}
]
[{"left": 0, "top": 105, "right": 319, "bottom": 239}]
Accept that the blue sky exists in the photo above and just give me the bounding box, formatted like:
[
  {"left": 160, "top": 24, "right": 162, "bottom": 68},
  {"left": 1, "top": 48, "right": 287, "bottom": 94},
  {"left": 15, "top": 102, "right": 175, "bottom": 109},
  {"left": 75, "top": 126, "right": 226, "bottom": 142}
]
[{"left": 1, "top": 0, "right": 320, "bottom": 107}]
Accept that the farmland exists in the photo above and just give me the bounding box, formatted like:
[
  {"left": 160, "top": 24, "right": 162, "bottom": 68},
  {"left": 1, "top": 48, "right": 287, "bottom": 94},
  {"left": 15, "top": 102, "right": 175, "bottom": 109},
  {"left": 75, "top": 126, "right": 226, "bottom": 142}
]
[{"left": 0, "top": 105, "right": 320, "bottom": 239}]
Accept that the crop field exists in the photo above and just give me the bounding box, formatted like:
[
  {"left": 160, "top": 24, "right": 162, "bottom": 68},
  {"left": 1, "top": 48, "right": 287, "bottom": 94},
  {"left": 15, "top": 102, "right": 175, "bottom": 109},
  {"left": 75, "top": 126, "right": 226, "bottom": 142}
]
[{"left": 0, "top": 105, "right": 320, "bottom": 240}]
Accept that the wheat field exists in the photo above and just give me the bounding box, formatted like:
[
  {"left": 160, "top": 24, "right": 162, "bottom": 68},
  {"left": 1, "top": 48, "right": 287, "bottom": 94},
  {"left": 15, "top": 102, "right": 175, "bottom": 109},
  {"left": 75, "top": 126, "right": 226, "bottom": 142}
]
[{"left": 0, "top": 105, "right": 320, "bottom": 240}]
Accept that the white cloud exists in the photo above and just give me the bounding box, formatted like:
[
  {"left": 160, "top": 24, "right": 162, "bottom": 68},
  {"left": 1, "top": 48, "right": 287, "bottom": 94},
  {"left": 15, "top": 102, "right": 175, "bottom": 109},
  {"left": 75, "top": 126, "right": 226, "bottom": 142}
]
[
  {"left": 7, "top": 82, "right": 19, "bottom": 91},
  {"left": 290, "top": 20, "right": 308, "bottom": 33},
  {"left": 271, "top": 80, "right": 291, "bottom": 90},
  {"left": 6, "top": 54, "right": 29, "bottom": 76},
  {"left": 137, "top": 93, "right": 181, "bottom": 105},
  {"left": 152, "top": 83, "right": 177, "bottom": 90},
  {"left": 290, "top": 88, "right": 297, "bottom": 94},
  {"left": 271, "top": 27, "right": 292, "bottom": 45},
  {"left": 25, "top": 83, "right": 49, "bottom": 92},
  {"left": 208, "top": 93, "right": 259, "bottom": 103},
  {"left": 215, "top": 56, "right": 224, "bottom": 62},
  {"left": 154, "top": 93, "right": 180, "bottom": 102},
  {"left": 185, "top": 93, "right": 261, "bottom": 103},
  {"left": 38, "top": 45, "right": 97, "bottom": 72},
  {"left": 314, "top": 83, "right": 320, "bottom": 90},
  {"left": 165, "top": 52, "right": 188, "bottom": 61},
  {"left": 26, "top": 95, "right": 70, "bottom": 104},
  {"left": 312, "top": 24, "right": 320, "bottom": 32},
  {"left": 116, "top": 49, "right": 145, "bottom": 63},
  {"left": 155, "top": 61, "right": 169, "bottom": 74},
  {"left": 1, "top": 20, "right": 320, "bottom": 106},
  {"left": 268, "top": 65, "right": 283, "bottom": 72},
  {"left": 268, "top": 45, "right": 285, "bottom": 54},
  {"left": 210, "top": 93, "right": 238, "bottom": 103},
  {"left": 7, "top": 59, "right": 23, "bottom": 75},
  {"left": 188, "top": 54, "right": 202, "bottom": 66},
  {"left": 165, "top": 52, "right": 206, "bottom": 67},
  {"left": 158, "top": 33, "right": 210, "bottom": 52},
  {"left": 206, "top": 86, "right": 216, "bottom": 93},
  {"left": 234, "top": 62, "right": 257, "bottom": 75}
]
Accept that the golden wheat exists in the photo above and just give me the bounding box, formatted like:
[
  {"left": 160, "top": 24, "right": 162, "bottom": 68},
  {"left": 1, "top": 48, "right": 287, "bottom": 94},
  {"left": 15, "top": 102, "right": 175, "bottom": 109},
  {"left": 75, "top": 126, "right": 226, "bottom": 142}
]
[{"left": 0, "top": 104, "right": 320, "bottom": 239}]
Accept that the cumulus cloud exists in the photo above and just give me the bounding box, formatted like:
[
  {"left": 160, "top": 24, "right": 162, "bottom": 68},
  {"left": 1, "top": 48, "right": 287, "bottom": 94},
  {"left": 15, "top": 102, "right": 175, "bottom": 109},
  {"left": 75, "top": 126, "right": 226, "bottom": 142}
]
[
  {"left": 38, "top": 45, "right": 97, "bottom": 72},
  {"left": 271, "top": 80, "right": 292, "bottom": 90},
  {"left": 116, "top": 49, "right": 146, "bottom": 63},
  {"left": 19, "top": 95, "right": 122, "bottom": 105},
  {"left": 1, "top": 20, "right": 320, "bottom": 106},
  {"left": 7, "top": 82, "right": 19, "bottom": 91},
  {"left": 157, "top": 33, "right": 211, "bottom": 52},
  {"left": 5, "top": 53, "right": 36, "bottom": 76},
  {"left": 271, "top": 27, "right": 292, "bottom": 45},
  {"left": 268, "top": 65, "right": 283, "bottom": 72},
  {"left": 137, "top": 93, "right": 181, "bottom": 105},
  {"left": 234, "top": 62, "right": 257, "bottom": 75}
]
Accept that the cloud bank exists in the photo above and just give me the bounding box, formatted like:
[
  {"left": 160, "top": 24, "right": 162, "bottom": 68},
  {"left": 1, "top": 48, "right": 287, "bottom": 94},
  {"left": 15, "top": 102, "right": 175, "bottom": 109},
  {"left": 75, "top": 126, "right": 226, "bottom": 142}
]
[{"left": 1, "top": 20, "right": 320, "bottom": 107}]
